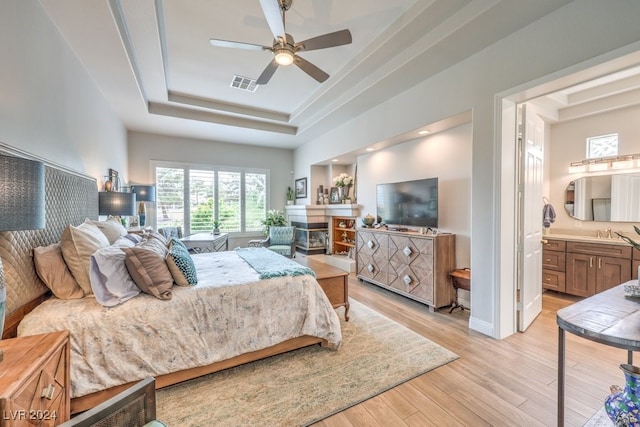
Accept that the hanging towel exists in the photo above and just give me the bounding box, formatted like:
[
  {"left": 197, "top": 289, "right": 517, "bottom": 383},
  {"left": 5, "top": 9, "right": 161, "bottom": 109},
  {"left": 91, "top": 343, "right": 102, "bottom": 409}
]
[{"left": 543, "top": 203, "right": 556, "bottom": 228}]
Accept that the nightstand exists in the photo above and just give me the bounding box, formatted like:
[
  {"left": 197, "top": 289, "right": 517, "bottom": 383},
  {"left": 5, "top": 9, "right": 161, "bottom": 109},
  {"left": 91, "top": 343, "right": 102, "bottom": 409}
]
[{"left": 0, "top": 331, "right": 71, "bottom": 426}]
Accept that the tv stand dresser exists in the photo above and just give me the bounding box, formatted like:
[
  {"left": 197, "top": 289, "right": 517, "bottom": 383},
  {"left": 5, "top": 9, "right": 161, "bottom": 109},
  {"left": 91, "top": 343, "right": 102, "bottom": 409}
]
[{"left": 356, "top": 228, "right": 455, "bottom": 311}]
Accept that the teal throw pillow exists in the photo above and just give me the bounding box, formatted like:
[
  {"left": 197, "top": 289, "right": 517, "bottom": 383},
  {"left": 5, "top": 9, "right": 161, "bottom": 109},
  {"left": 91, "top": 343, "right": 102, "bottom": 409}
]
[{"left": 166, "top": 242, "right": 198, "bottom": 286}]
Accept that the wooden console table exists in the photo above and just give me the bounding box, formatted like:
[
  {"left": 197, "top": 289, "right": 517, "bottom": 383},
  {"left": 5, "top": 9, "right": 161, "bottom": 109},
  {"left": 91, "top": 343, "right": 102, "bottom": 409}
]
[{"left": 556, "top": 281, "right": 640, "bottom": 426}]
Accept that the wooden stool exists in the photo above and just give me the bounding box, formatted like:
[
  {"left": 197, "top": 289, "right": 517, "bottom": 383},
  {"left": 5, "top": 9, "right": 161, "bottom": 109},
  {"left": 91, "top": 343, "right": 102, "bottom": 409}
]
[{"left": 449, "top": 268, "right": 470, "bottom": 313}]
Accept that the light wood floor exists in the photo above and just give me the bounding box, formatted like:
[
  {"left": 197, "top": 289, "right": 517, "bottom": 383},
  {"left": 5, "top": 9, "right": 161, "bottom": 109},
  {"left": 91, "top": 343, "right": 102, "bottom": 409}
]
[{"left": 313, "top": 275, "right": 626, "bottom": 427}]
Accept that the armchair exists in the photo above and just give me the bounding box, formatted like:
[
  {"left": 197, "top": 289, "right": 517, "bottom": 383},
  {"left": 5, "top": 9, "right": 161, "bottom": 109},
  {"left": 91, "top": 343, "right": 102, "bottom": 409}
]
[
  {"left": 59, "top": 377, "right": 166, "bottom": 427},
  {"left": 249, "top": 225, "right": 296, "bottom": 258}
]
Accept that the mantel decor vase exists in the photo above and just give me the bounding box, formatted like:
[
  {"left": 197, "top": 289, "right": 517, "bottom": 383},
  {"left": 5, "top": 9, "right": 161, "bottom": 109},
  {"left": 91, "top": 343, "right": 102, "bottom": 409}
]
[{"left": 605, "top": 364, "right": 640, "bottom": 426}]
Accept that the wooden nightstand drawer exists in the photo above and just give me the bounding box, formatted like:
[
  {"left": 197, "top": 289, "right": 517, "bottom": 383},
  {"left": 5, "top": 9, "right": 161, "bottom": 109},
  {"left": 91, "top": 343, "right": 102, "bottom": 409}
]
[{"left": 0, "top": 331, "right": 70, "bottom": 426}]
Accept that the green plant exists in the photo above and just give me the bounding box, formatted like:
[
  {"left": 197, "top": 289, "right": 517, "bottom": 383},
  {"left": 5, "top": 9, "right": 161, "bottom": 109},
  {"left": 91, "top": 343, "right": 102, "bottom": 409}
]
[
  {"left": 212, "top": 220, "right": 220, "bottom": 229},
  {"left": 261, "top": 209, "right": 287, "bottom": 235},
  {"left": 616, "top": 226, "right": 640, "bottom": 250},
  {"left": 287, "top": 186, "right": 295, "bottom": 201}
]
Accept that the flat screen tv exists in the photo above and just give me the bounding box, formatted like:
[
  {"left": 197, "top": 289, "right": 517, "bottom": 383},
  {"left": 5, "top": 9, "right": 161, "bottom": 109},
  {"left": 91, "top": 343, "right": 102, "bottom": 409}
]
[{"left": 376, "top": 178, "right": 438, "bottom": 228}]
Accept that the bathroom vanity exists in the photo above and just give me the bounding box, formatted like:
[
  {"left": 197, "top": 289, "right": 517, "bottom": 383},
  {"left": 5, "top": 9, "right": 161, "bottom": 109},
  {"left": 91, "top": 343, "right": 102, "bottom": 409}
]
[{"left": 543, "top": 234, "right": 636, "bottom": 297}]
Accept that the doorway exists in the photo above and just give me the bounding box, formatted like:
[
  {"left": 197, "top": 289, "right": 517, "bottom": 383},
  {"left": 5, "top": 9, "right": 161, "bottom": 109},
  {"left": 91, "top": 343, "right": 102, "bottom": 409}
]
[{"left": 500, "top": 50, "right": 640, "bottom": 336}]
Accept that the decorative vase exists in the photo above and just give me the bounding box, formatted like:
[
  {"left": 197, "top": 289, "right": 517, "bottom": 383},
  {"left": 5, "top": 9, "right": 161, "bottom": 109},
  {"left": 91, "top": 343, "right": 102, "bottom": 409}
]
[
  {"left": 213, "top": 228, "right": 220, "bottom": 235},
  {"left": 343, "top": 185, "right": 351, "bottom": 200},
  {"left": 605, "top": 364, "right": 640, "bottom": 426}
]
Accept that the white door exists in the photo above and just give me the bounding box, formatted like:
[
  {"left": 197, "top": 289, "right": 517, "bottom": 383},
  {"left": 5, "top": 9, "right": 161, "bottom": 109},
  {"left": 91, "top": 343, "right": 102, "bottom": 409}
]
[{"left": 517, "top": 104, "right": 544, "bottom": 331}]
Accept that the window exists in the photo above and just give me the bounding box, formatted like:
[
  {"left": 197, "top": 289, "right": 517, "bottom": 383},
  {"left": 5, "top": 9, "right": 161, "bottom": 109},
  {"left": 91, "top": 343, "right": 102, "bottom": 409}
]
[
  {"left": 587, "top": 133, "right": 618, "bottom": 159},
  {"left": 153, "top": 162, "right": 267, "bottom": 235}
]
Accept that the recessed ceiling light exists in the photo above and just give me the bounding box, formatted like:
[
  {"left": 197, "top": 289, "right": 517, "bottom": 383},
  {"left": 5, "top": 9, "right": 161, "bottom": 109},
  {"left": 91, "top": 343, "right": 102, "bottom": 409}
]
[
  {"left": 332, "top": 159, "right": 339, "bottom": 162},
  {"left": 419, "top": 130, "right": 430, "bottom": 135},
  {"left": 366, "top": 147, "right": 375, "bottom": 152}
]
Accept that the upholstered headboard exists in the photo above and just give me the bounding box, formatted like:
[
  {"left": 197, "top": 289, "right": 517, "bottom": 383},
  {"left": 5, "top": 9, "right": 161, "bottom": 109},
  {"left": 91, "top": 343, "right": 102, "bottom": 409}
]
[{"left": 0, "top": 145, "right": 98, "bottom": 337}]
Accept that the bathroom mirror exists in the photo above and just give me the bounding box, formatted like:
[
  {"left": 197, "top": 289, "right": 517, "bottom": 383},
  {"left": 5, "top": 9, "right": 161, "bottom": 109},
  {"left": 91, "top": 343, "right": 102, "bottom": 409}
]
[{"left": 565, "top": 172, "right": 640, "bottom": 222}]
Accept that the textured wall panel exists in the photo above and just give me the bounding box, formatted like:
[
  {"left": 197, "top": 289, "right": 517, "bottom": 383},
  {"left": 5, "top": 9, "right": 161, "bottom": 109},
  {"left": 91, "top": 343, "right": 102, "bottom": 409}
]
[{"left": 0, "top": 165, "right": 98, "bottom": 314}]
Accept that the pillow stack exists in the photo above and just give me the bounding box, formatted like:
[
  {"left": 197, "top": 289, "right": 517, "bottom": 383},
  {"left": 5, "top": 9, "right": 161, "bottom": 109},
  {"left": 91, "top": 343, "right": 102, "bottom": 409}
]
[{"left": 33, "top": 218, "right": 199, "bottom": 307}]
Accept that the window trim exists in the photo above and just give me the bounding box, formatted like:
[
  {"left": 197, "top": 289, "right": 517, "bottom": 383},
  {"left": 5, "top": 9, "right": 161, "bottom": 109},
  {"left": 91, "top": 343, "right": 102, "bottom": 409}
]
[{"left": 151, "top": 160, "right": 269, "bottom": 237}]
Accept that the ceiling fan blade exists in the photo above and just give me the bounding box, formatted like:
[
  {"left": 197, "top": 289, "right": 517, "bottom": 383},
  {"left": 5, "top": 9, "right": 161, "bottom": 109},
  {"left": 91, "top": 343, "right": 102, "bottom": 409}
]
[
  {"left": 259, "top": 0, "right": 286, "bottom": 41},
  {"left": 296, "top": 29, "right": 352, "bottom": 52},
  {"left": 294, "top": 55, "right": 329, "bottom": 83},
  {"left": 256, "top": 59, "right": 279, "bottom": 85},
  {"left": 209, "top": 38, "right": 270, "bottom": 51}
]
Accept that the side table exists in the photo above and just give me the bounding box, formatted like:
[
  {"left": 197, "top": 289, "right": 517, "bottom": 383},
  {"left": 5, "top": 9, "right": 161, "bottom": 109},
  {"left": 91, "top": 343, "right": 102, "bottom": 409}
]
[
  {"left": 181, "top": 232, "right": 229, "bottom": 253},
  {"left": 0, "top": 331, "right": 71, "bottom": 426}
]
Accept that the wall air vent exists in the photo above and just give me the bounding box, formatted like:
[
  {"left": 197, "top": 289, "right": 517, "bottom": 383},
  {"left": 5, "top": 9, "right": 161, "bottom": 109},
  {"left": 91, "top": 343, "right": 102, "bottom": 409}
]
[{"left": 230, "top": 75, "right": 258, "bottom": 92}]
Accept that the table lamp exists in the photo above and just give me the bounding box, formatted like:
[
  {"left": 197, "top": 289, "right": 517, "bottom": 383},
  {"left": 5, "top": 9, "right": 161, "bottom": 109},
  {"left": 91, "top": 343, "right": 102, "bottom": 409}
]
[
  {"left": 0, "top": 154, "right": 46, "bottom": 360},
  {"left": 98, "top": 191, "right": 136, "bottom": 226},
  {"left": 130, "top": 185, "right": 155, "bottom": 227}
]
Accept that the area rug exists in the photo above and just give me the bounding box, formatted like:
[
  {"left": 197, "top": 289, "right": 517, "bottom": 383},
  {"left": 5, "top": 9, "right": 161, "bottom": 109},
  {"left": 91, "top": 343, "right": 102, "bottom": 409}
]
[{"left": 156, "top": 299, "right": 458, "bottom": 426}]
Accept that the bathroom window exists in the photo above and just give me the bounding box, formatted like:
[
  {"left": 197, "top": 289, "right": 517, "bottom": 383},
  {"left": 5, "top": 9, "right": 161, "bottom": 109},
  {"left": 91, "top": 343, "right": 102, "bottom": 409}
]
[{"left": 587, "top": 133, "right": 618, "bottom": 159}]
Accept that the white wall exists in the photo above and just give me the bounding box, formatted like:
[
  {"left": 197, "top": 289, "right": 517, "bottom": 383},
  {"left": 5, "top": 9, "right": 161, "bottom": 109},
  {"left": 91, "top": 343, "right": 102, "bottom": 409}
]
[
  {"left": 294, "top": 1, "right": 640, "bottom": 338},
  {"left": 548, "top": 104, "right": 640, "bottom": 234},
  {"left": 357, "top": 124, "right": 471, "bottom": 267},
  {"left": 0, "top": 1, "right": 127, "bottom": 186}
]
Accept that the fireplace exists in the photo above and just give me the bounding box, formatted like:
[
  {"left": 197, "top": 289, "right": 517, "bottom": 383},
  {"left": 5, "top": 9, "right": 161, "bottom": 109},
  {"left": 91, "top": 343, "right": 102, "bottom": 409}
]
[{"left": 292, "top": 221, "right": 328, "bottom": 255}]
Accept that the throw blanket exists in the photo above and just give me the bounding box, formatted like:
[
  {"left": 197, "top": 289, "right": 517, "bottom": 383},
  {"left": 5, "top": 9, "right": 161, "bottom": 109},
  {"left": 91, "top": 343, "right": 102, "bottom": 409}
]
[{"left": 235, "top": 247, "right": 315, "bottom": 279}]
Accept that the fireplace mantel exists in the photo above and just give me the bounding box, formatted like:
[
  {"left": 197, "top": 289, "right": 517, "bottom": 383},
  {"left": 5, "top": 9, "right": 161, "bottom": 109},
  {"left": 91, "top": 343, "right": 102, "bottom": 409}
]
[{"left": 285, "top": 204, "right": 360, "bottom": 223}]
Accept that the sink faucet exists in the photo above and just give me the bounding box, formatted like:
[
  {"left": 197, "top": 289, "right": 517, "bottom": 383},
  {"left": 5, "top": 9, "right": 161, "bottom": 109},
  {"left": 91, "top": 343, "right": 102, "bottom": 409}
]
[
  {"left": 606, "top": 227, "right": 612, "bottom": 239},
  {"left": 596, "top": 230, "right": 602, "bottom": 238}
]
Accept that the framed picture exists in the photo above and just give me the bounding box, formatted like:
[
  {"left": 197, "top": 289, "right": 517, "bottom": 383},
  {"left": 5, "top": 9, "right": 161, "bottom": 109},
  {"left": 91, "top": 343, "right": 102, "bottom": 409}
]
[
  {"left": 329, "top": 187, "right": 341, "bottom": 204},
  {"left": 295, "top": 177, "right": 307, "bottom": 198}
]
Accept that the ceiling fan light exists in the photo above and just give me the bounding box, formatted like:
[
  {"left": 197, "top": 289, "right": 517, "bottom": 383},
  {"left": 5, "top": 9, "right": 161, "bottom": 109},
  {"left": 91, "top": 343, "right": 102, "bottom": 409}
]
[{"left": 274, "top": 49, "right": 294, "bottom": 66}]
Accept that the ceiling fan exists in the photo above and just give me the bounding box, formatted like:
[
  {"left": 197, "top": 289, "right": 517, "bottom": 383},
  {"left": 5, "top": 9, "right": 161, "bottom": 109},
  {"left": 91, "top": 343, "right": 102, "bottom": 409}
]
[{"left": 209, "top": 0, "right": 352, "bottom": 85}]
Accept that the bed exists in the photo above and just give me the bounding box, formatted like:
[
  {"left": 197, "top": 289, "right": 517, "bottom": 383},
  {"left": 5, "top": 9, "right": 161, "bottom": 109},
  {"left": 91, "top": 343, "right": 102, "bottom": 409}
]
[{"left": 0, "top": 148, "right": 342, "bottom": 414}]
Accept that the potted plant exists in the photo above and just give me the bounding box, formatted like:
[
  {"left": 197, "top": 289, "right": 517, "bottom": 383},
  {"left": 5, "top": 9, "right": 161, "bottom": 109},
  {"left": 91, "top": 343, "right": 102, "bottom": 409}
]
[
  {"left": 212, "top": 220, "right": 221, "bottom": 235},
  {"left": 261, "top": 209, "right": 287, "bottom": 235},
  {"left": 286, "top": 187, "right": 295, "bottom": 205}
]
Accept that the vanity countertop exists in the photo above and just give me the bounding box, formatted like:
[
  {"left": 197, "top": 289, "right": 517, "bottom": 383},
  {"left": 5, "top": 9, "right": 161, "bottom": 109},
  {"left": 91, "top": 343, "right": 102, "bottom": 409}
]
[{"left": 544, "top": 233, "right": 630, "bottom": 246}]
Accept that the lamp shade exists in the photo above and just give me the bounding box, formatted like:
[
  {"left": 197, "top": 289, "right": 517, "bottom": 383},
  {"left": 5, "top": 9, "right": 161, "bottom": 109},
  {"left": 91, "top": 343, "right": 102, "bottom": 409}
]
[
  {"left": 0, "top": 154, "right": 45, "bottom": 231},
  {"left": 130, "top": 185, "right": 156, "bottom": 202},
  {"left": 98, "top": 192, "right": 136, "bottom": 216}
]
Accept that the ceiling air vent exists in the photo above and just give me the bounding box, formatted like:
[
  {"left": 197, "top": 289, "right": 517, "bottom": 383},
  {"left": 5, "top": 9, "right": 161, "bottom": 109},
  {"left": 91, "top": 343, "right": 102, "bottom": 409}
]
[{"left": 230, "top": 75, "right": 258, "bottom": 92}]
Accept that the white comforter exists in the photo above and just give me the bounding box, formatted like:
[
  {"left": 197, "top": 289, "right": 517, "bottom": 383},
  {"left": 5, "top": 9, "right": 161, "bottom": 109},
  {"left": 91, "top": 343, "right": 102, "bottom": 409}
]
[{"left": 18, "top": 251, "right": 342, "bottom": 398}]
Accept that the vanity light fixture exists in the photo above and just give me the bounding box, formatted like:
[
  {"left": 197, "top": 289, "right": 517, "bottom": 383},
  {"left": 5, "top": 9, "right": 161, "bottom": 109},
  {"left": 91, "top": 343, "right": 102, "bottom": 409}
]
[{"left": 568, "top": 153, "right": 640, "bottom": 174}]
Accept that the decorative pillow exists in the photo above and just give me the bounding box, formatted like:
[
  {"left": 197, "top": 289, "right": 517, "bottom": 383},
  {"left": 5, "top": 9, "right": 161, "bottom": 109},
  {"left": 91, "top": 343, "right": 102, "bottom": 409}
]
[
  {"left": 147, "top": 230, "right": 168, "bottom": 246},
  {"left": 137, "top": 234, "right": 168, "bottom": 257},
  {"left": 60, "top": 221, "right": 110, "bottom": 295},
  {"left": 112, "top": 236, "right": 136, "bottom": 248},
  {"left": 123, "top": 233, "right": 143, "bottom": 244},
  {"left": 166, "top": 241, "right": 198, "bottom": 286},
  {"left": 89, "top": 218, "right": 127, "bottom": 244},
  {"left": 122, "top": 247, "right": 173, "bottom": 300},
  {"left": 168, "top": 237, "right": 189, "bottom": 251},
  {"left": 89, "top": 246, "right": 140, "bottom": 306},
  {"left": 33, "top": 243, "right": 85, "bottom": 300}
]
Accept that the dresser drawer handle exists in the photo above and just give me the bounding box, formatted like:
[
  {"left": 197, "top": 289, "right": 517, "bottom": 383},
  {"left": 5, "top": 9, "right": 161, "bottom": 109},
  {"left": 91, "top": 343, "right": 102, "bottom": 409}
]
[
  {"left": 403, "top": 246, "right": 412, "bottom": 257},
  {"left": 41, "top": 384, "right": 55, "bottom": 400},
  {"left": 367, "top": 264, "right": 375, "bottom": 273},
  {"left": 403, "top": 274, "right": 412, "bottom": 285},
  {"left": 367, "top": 240, "right": 375, "bottom": 249}
]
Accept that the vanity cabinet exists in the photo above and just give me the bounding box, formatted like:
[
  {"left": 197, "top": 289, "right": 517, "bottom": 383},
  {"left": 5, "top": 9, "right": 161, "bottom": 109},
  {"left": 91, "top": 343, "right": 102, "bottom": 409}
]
[
  {"left": 356, "top": 228, "right": 455, "bottom": 311},
  {"left": 542, "top": 240, "right": 566, "bottom": 292},
  {"left": 544, "top": 237, "right": 632, "bottom": 297}
]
